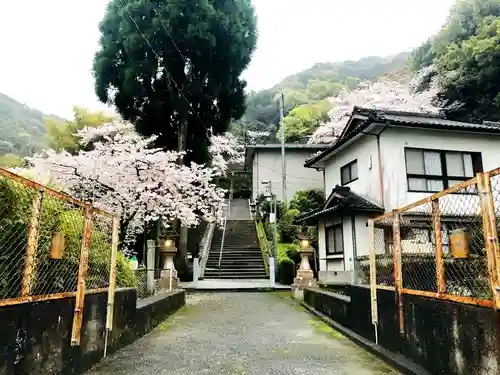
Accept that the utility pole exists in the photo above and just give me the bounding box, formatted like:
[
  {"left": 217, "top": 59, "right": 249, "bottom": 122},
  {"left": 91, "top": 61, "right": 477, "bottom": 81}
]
[{"left": 279, "top": 93, "right": 287, "bottom": 202}]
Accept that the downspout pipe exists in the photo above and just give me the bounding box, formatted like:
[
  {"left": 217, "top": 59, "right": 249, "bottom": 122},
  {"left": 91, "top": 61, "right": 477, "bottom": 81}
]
[{"left": 360, "top": 120, "right": 390, "bottom": 207}]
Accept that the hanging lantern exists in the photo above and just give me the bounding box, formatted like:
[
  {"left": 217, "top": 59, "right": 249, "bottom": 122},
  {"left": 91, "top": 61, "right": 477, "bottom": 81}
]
[{"left": 50, "top": 231, "right": 65, "bottom": 259}]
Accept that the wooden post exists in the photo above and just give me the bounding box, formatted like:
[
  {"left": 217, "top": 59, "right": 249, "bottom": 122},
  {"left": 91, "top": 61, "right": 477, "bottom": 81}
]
[
  {"left": 71, "top": 205, "right": 93, "bottom": 346},
  {"left": 368, "top": 219, "right": 379, "bottom": 345},
  {"left": 432, "top": 199, "right": 446, "bottom": 294},
  {"left": 21, "top": 191, "right": 43, "bottom": 297},
  {"left": 479, "top": 172, "right": 500, "bottom": 309},
  {"left": 392, "top": 211, "right": 404, "bottom": 334},
  {"left": 106, "top": 216, "right": 119, "bottom": 331}
]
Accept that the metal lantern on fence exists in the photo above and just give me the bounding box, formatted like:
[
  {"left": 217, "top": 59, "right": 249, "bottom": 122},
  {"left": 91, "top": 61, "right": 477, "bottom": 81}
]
[
  {"left": 449, "top": 229, "right": 470, "bottom": 259},
  {"left": 50, "top": 231, "right": 65, "bottom": 259}
]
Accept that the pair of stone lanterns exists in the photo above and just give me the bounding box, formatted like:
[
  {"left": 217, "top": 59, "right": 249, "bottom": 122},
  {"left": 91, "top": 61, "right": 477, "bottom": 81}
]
[{"left": 292, "top": 232, "right": 317, "bottom": 300}]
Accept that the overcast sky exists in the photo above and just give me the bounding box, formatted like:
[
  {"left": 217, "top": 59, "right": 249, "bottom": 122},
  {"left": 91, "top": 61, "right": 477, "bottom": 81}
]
[{"left": 0, "top": 0, "right": 455, "bottom": 119}]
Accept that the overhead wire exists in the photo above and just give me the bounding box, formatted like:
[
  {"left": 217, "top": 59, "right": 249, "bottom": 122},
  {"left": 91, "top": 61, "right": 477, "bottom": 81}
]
[{"left": 117, "top": 0, "right": 208, "bottom": 129}]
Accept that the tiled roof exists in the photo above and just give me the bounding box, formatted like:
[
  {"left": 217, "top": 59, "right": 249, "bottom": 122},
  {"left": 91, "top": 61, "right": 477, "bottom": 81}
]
[
  {"left": 296, "top": 185, "right": 383, "bottom": 222},
  {"left": 305, "top": 107, "right": 500, "bottom": 167}
]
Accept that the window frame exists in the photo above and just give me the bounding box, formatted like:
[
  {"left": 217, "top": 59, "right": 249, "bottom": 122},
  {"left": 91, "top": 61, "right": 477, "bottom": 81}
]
[
  {"left": 340, "top": 159, "right": 358, "bottom": 186},
  {"left": 404, "top": 147, "right": 482, "bottom": 194},
  {"left": 325, "top": 223, "right": 344, "bottom": 255}
]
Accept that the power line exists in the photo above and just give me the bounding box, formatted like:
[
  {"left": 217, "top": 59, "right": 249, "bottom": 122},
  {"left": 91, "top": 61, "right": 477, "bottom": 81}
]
[
  {"left": 151, "top": 6, "right": 223, "bottom": 115},
  {"left": 117, "top": 0, "right": 207, "bottom": 129}
]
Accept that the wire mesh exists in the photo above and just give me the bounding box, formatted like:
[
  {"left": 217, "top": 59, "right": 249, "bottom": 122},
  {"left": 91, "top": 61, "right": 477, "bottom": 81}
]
[
  {"left": 367, "top": 177, "right": 494, "bottom": 304},
  {"left": 134, "top": 268, "right": 175, "bottom": 299},
  {"left": 373, "top": 215, "right": 395, "bottom": 287},
  {"left": 87, "top": 212, "right": 113, "bottom": 290},
  {"left": 0, "top": 168, "right": 116, "bottom": 306}
]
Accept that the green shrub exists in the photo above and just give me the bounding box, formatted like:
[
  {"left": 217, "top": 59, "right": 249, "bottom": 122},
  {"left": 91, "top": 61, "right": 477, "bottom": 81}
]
[
  {"left": 0, "top": 177, "right": 137, "bottom": 298},
  {"left": 277, "top": 257, "right": 295, "bottom": 285},
  {"left": 289, "top": 188, "right": 324, "bottom": 214},
  {"left": 278, "top": 208, "right": 300, "bottom": 243}
]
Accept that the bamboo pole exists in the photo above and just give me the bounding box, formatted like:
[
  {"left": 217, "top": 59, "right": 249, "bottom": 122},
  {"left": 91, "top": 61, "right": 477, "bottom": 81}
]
[
  {"left": 71, "top": 205, "right": 93, "bottom": 346},
  {"left": 368, "top": 219, "right": 379, "bottom": 345},
  {"left": 392, "top": 212, "right": 404, "bottom": 334},
  {"left": 432, "top": 199, "right": 446, "bottom": 294},
  {"left": 481, "top": 173, "right": 500, "bottom": 309},
  {"left": 106, "top": 216, "right": 119, "bottom": 331},
  {"left": 21, "top": 191, "right": 43, "bottom": 297}
]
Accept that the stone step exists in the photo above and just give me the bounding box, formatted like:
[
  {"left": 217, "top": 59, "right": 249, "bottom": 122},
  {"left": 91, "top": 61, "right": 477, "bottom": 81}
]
[
  {"left": 205, "top": 262, "right": 266, "bottom": 270},
  {"left": 204, "top": 275, "right": 268, "bottom": 280},
  {"left": 204, "top": 272, "right": 268, "bottom": 278},
  {"left": 207, "top": 255, "right": 264, "bottom": 260},
  {"left": 206, "top": 261, "right": 264, "bottom": 265}
]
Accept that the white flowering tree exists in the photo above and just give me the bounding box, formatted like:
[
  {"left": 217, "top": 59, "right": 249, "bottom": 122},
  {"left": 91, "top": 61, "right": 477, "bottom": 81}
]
[
  {"left": 209, "top": 131, "right": 244, "bottom": 174},
  {"left": 309, "top": 78, "right": 439, "bottom": 144},
  {"left": 26, "top": 121, "right": 239, "bottom": 251}
]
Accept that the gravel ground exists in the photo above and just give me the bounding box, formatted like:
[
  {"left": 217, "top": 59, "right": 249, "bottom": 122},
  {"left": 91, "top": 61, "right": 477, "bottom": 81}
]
[{"left": 85, "top": 292, "right": 399, "bottom": 375}]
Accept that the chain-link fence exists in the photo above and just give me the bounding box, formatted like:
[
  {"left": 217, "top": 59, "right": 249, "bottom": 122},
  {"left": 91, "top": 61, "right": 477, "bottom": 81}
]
[
  {"left": 0, "top": 167, "right": 119, "bottom": 346},
  {"left": 368, "top": 171, "right": 500, "bottom": 313},
  {"left": 135, "top": 268, "right": 177, "bottom": 299}
]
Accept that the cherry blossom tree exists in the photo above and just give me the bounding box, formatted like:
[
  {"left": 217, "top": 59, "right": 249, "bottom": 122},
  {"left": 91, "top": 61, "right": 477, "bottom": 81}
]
[
  {"left": 309, "top": 78, "right": 439, "bottom": 144},
  {"left": 209, "top": 131, "right": 244, "bottom": 174},
  {"left": 25, "top": 121, "right": 239, "bottom": 251}
]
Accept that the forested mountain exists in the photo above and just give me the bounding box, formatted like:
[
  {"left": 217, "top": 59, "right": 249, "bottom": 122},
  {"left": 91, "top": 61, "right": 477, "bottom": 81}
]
[
  {"left": 235, "top": 52, "right": 410, "bottom": 142},
  {"left": 410, "top": 0, "right": 500, "bottom": 122},
  {"left": 0, "top": 93, "right": 54, "bottom": 157}
]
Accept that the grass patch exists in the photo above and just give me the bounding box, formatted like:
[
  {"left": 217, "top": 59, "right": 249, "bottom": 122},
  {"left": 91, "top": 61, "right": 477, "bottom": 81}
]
[
  {"left": 307, "top": 318, "right": 345, "bottom": 339},
  {"left": 152, "top": 305, "right": 193, "bottom": 333}
]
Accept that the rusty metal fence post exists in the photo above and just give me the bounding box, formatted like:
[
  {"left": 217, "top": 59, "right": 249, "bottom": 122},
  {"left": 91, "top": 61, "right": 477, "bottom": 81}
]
[
  {"left": 104, "top": 215, "right": 119, "bottom": 358},
  {"left": 71, "top": 205, "right": 93, "bottom": 346},
  {"left": 392, "top": 211, "right": 404, "bottom": 334},
  {"left": 368, "top": 219, "right": 379, "bottom": 345},
  {"left": 21, "top": 190, "right": 43, "bottom": 297},
  {"left": 432, "top": 199, "right": 446, "bottom": 294},
  {"left": 478, "top": 172, "right": 500, "bottom": 309}
]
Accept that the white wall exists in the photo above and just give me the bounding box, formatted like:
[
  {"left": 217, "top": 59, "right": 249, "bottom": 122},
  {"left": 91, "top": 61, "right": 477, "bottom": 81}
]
[
  {"left": 379, "top": 127, "right": 500, "bottom": 214},
  {"left": 317, "top": 215, "right": 374, "bottom": 272},
  {"left": 252, "top": 149, "right": 324, "bottom": 202},
  {"left": 323, "top": 135, "right": 381, "bottom": 205}
]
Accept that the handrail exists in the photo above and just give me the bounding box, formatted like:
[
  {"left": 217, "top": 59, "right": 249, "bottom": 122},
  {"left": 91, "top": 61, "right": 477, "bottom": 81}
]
[
  {"left": 218, "top": 181, "right": 233, "bottom": 278},
  {"left": 255, "top": 219, "right": 272, "bottom": 276},
  {"left": 199, "top": 222, "right": 215, "bottom": 279}
]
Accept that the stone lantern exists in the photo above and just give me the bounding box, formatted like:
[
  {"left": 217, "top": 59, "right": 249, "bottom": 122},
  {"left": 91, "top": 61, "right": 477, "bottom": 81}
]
[
  {"left": 250, "top": 201, "right": 257, "bottom": 218},
  {"left": 292, "top": 232, "right": 317, "bottom": 300},
  {"left": 157, "top": 232, "right": 179, "bottom": 291}
]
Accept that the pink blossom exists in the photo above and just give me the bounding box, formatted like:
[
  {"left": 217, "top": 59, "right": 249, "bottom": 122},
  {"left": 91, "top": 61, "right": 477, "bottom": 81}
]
[
  {"left": 23, "top": 121, "right": 239, "bottom": 251},
  {"left": 309, "top": 79, "right": 439, "bottom": 144}
]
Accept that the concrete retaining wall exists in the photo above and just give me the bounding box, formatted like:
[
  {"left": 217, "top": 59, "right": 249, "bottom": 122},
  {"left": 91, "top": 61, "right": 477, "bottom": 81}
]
[
  {"left": 304, "top": 285, "right": 499, "bottom": 375},
  {"left": 0, "top": 289, "right": 185, "bottom": 375}
]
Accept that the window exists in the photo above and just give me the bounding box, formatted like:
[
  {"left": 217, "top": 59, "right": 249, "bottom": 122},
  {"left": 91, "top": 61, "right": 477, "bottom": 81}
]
[
  {"left": 326, "top": 224, "right": 343, "bottom": 254},
  {"left": 341, "top": 160, "right": 358, "bottom": 185},
  {"left": 405, "top": 148, "right": 482, "bottom": 193}
]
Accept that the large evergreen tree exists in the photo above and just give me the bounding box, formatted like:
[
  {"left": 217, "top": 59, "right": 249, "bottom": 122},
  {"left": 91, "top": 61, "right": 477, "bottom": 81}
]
[
  {"left": 412, "top": 0, "right": 500, "bottom": 121},
  {"left": 93, "top": 0, "right": 257, "bottom": 164}
]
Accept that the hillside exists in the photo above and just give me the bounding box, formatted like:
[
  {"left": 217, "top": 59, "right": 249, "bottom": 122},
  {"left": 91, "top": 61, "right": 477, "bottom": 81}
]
[
  {"left": 238, "top": 52, "right": 411, "bottom": 142},
  {"left": 0, "top": 93, "right": 52, "bottom": 157}
]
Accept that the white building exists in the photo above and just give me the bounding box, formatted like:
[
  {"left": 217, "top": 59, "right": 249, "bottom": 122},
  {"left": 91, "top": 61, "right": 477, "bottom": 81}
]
[
  {"left": 301, "top": 107, "right": 500, "bottom": 281},
  {"left": 245, "top": 144, "right": 328, "bottom": 202}
]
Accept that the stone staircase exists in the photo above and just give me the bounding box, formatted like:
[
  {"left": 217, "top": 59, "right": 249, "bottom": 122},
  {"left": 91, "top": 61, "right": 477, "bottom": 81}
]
[{"left": 204, "top": 220, "right": 268, "bottom": 279}]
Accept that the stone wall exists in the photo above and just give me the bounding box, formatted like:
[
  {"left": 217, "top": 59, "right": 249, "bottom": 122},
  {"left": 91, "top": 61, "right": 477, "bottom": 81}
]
[
  {"left": 0, "top": 289, "right": 185, "bottom": 375},
  {"left": 304, "top": 285, "right": 499, "bottom": 375}
]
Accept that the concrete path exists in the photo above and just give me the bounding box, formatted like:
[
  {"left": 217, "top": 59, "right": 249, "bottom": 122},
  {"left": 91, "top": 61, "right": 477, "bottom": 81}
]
[
  {"left": 180, "top": 279, "right": 290, "bottom": 291},
  {"left": 86, "top": 293, "right": 398, "bottom": 375},
  {"left": 227, "top": 198, "right": 251, "bottom": 220}
]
